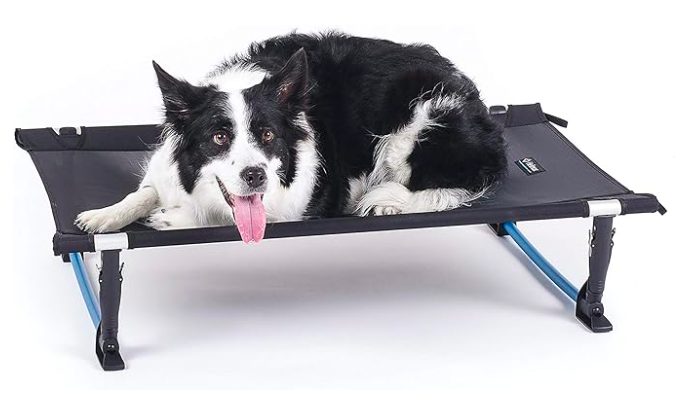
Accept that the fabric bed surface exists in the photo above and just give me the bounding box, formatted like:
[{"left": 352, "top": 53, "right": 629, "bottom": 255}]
[{"left": 16, "top": 104, "right": 655, "bottom": 241}]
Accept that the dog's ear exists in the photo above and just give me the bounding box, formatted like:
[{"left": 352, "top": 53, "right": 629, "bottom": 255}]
[
  {"left": 152, "top": 61, "right": 206, "bottom": 123},
  {"left": 269, "top": 48, "right": 308, "bottom": 107}
]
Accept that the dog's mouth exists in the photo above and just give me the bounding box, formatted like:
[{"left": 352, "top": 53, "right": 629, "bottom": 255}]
[{"left": 216, "top": 177, "right": 266, "bottom": 244}]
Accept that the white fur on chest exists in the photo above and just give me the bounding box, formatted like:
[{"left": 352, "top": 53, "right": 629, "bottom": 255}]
[{"left": 264, "top": 134, "right": 320, "bottom": 222}]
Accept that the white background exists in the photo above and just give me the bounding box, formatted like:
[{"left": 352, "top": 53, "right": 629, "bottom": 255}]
[{"left": 2, "top": 0, "right": 679, "bottom": 416}]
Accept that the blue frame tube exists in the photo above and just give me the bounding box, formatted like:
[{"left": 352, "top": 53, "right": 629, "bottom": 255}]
[
  {"left": 69, "top": 252, "right": 101, "bottom": 327},
  {"left": 501, "top": 222, "right": 579, "bottom": 301},
  {"left": 66, "top": 224, "right": 577, "bottom": 326}
]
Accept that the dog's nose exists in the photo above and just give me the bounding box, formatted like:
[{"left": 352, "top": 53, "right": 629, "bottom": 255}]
[{"left": 240, "top": 166, "right": 267, "bottom": 189}]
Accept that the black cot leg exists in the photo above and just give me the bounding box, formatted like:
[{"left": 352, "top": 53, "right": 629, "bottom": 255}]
[
  {"left": 61, "top": 252, "right": 83, "bottom": 263},
  {"left": 96, "top": 250, "right": 125, "bottom": 371},
  {"left": 576, "top": 216, "right": 615, "bottom": 333},
  {"left": 488, "top": 223, "right": 510, "bottom": 236}
]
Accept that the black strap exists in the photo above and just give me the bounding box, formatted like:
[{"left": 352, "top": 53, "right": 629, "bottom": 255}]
[
  {"left": 545, "top": 113, "right": 569, "bottom": 128},
  {"left": 489, "top": 104, "right": 569, "bottom": 128}
]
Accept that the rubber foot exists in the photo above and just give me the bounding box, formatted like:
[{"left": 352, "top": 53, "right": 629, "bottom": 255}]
[
  {"left": 96, "top": 325, "right": 125, "bottom": 371},
  {"left": 576, "top": 309, "right": 613, "bottom": 333},
  {"left": 575, "top": 287, "right": 613, "bottom": 333}
]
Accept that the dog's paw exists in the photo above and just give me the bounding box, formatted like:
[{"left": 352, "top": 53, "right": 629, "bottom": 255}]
[
  {"left": 141, "top": 207, "right": 173, "bottom": 230},
  {"left": 372, "top": 205, "right": 402, "bottom": 216},
  {"left": 75, "top": 207, "right": 125, "bottom": 233},
  {"left": 142, "top": 206, "right": 193, "bottom": 230},
  {"left": 354, "top": 182, "right": 410, "bottom": 216}
]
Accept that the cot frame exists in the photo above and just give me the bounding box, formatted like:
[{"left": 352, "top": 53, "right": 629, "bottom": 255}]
[
  {"left": 68, "top": 213, "right": 622, "bottom": 371},
  {"left": 18, "top": 103, "right": 666, "bottom": 370}
]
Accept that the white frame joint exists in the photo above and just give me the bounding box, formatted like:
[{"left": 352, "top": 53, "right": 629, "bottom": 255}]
[
  {"left": 587, "top": 199, "right": 622, "bottom": 217},
  {"left": 93, "top": 233, "right": 129, "bottom": 251}
]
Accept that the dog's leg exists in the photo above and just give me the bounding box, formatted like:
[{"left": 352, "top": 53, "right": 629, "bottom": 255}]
[
  {"left": 75, "top": 186, "right": 159, "bottom": 233},
  {"left": 355, "top": 181, "right": 482, "bottom": 216},
  {"left": 355, "top": 95, "right": 481, "bottom": 216},
  {"left": 141, "top": 205, "right": 198, "bottom": 230},
  {"left": 356, "top": 85, "right": 504, "bottom": 216}
]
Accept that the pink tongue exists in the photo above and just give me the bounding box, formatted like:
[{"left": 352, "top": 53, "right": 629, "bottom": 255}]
[{"left": 231, "top": 194, "right": 266, "bottom": 243}]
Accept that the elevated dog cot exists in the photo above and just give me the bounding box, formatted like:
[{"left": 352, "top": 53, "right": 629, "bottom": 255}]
[{"left": 16, "top": 103, "right": 665, "bottom": 370}]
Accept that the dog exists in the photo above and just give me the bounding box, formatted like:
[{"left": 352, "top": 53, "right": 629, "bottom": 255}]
[{"left": 75, "top": 32, "right": 507, "bottom": 243}]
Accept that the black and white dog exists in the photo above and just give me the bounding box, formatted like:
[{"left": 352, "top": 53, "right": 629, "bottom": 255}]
[{"left": 76, "top": 32, "right": 506, "bottom": 243}]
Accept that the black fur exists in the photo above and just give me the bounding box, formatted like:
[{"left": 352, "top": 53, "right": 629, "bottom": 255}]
[
  {"left": 241, "top": 49, "right": 311, "bottom": 186},
  {"left": 154, "top": 61, "right": 235, "bottom": 192}
]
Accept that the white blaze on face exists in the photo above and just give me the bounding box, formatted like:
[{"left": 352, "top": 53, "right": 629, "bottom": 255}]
[
  {"left": 227, "top": 91, "right": 270, "bottom": 191},
  {"left": 197, "top": 89, "right": 267, "bottom": 198},
  {"left": 196, "top": 89, "right": 272, "bottom": 244},
  {"left": 201, "top": 67, "right": 276, "bottom": 244},
  {"left": 206, "top": 65, "right": 268, "bottom": 92},
  {"left": 201, "top": 64, "right": 274, "bottom": 196}
]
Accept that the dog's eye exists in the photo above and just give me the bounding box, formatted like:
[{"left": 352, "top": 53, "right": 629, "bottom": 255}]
[
  {"left": 212, "top": 131, "right": 230, "bottom": 146},
  {"left": 261, "top": 129, "right": 275, "bottom": 143}
]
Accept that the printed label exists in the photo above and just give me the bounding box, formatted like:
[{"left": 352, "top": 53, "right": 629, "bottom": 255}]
[{"left": 515, "top": 157, "right": 545, "bottom": 175}]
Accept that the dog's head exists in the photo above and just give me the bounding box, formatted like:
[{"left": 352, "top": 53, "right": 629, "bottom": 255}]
[{"left": 152, "top": 49, "right": 311, "bottom": 243}]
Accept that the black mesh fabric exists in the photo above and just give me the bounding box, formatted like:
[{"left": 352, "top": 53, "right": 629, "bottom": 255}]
[{"left": 16, "top": 104, "right": 662, "bottom": 253}]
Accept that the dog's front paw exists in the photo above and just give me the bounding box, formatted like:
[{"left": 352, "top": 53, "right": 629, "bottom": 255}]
[
  {"left": 142, "top": 207, "right": 172, "bottom": 230},
  {"left": 75, "top": 207, "right": 124, "bottom": 233},
  {"left": 142, "top": 206, "right": 194, "bottom": 230}
]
